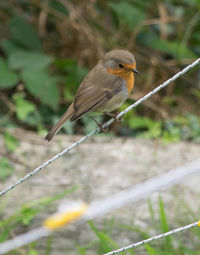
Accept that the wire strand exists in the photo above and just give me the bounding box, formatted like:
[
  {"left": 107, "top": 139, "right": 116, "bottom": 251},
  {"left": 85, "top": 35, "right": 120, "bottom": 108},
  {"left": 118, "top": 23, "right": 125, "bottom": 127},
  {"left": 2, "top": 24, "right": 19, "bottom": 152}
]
[{"left": 104, "top": 221, "right": 199, "bottom": 255}]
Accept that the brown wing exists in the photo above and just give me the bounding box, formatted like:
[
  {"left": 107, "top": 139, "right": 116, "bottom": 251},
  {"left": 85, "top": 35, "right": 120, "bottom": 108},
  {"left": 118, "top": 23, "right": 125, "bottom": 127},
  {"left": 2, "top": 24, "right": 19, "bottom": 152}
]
[{"left": 70, "top": 61, "right": 123, "bottom": 121}]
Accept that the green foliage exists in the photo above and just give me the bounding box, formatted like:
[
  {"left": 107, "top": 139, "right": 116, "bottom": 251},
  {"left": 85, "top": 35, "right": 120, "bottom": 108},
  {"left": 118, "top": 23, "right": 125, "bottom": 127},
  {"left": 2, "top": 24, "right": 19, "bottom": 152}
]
[
  {"left": 2, "top": 39, "right": 23, "bottom": 55},
  {"left": 4, "top": 131, "right": 19, "bottom": 152},
  {"left": 159, "top": 196, "right": 172, "bottom": 252},
  {"left": 21, "top": 69, "right": 60, "bottom": 109},
  {"left": 121, "top": 102, "right": 200, "bottom": 142},
  {"left": 1, "top": 194, "right": 200, "bottom": 254},
  {"left": 55, "top": 58, "right": 89, "bottom": 101},
  {"left": 8, "top": 50, "right": 54, "bottom": 70},
  {"left": 150, "top": 40, "right": 196, "bottom": 59},
  {"left": 126, "top": 114, "right": 162, "bottom": 139},
  {"left": 1, "top": 14, "right": 61, "bottom": 113},
  {"left": 27, "top": 248, "right": 39, "bottom": 255},
  {"left": 0, "top": 187, "right": 76, "bottom": 245},
  {"left": 8, "top": 15, "right": 42, "bottom": 50},
  {"left": 44, "top": 236, "right": 53, "bottom": 255},
  {"left": 163, "top": 113, "right": 200, "bottom": 143},
  {"left": 81, "top": 116, "right": 102, "bottom": 134},
  {"left": 145, "top": 245, "right": 159, "bottom": 255},
  {"left": 13, "top": 93, "right": 36, "bottom": 121},
  {"left": 88, "top": 221, "right": 120, "bottom": 254},
  {"left": 0, "top": 0, "right": 199, "bottom": 138},
  {"left": 108, "top": 2, "right": 145, "bottom": 29},
  {"left": 148, "top": 198, "right": 156, "bottom": 226},
  {"left": 76, "top": 196, "right": 200, "bottom": 255},
  {"left": 49, "top": 0, "right": 69, "bottom": 15},
  {"left": 0, "top": 58, "right": 18, "bottom": 88},
  {"left": 0, "top": 157, "right": 14, "bottom": 180}
]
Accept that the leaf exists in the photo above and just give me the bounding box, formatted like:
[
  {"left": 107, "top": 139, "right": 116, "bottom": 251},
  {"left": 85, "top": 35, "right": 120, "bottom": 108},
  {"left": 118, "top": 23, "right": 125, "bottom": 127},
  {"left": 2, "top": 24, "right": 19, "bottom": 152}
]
[
  {"left": 55, "top": 58, "right": 88, "bottom": 101},
  {"left": 0, "top": 157, "right": 14, "bottom": 180},
  {"left": 8, "top": 50, "right": 54, "bottom": 70},
  {"left": 4, "top": 132, "right": 19, "bottom": 153},
  {"left": 21, "top": 69, "right": 60, "bottom": 109},
  {"left": 54, "top": 58, "right": 77, "bottom": 69},
  {"left": 151, "top": 39, "right": 196, "bottom": 58},
  {"left": 13, "top": 93, "right": 36, "bottom": 121},
  {"left": 49, "top": 0, "right": 69, "bottom": 15},
  {"left": 23, "top": 109, "right": 43, "bottom": 127},
  {"left": 145, "top": 245, "right": 159, "bottom": 255},
  {"left": 27, "top": 249, "right": 39, "bottom": 255},
  {"left": 88, "top": 221, "right": 118, "bottom": 253},
  {"left": 1, "top": 39, "right": 22, "bottom": 56},
  {"left": 159, "top": 196, "right": 172, "bottom": 252},
  {"left": 8, "top": 15, "right": 42, "bottom": 50},
  {"left": 148, "top": 199, "right": 156, "bottom": 226},
  {"left": 0, "top": 58, "right": 18, "bottom": 89},
  {"left": 162, "top": 121, "right": 181, "bottom": 143},
  {"left": 108, "top": 2, "right": 145, "bottom": 29},
  {"left": 128, "top": 116, "right": 151, "bottom": 129}
]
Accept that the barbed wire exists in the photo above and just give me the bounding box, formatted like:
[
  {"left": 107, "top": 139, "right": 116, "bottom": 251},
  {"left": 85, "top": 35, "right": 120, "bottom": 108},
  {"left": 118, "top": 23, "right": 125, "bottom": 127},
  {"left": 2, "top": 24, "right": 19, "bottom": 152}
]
[
  {"left": 0, "top": 57, "right": 199, "bottom": 198},
  {"left": 0, "top": 159, "right": 200, "bottom": 253},
  {"left": 104, "top": 221, "right": 199, "bottom": 255}
]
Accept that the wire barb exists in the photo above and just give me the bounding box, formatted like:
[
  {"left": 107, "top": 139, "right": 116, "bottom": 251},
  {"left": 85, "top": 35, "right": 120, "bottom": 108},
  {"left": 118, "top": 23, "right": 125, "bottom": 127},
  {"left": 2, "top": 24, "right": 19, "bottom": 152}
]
[{"left": 0, "top": 58, "right": 199, "bottom": 197}]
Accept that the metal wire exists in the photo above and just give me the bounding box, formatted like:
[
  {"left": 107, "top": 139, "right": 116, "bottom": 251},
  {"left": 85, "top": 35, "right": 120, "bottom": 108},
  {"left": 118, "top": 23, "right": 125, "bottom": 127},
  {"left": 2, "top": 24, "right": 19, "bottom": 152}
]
[
  {"left": 0, "top": 58, "right": 199, "bottom": 198},
  {"left": 104, "top": 221, "right": 199, "bottom": 255},
  {"left": 0, "top": 227, "right": 50, "bottom": 255}
]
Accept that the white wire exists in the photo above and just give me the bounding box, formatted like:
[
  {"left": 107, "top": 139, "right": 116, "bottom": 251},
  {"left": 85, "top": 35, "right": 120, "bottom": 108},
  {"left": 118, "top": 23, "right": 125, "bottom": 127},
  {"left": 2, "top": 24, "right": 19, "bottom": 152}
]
[
  {"left": 0, "top": 57, "right": 199, "bottom": 197},
  {"left": 0, "top": 227, "right": 50, "bottom": 255},
  {"left": 104, "top": 221, "right": 199, "bottom": 255},
  {"left": 84, "top": 159, "right": 200, "bottom": 219}
]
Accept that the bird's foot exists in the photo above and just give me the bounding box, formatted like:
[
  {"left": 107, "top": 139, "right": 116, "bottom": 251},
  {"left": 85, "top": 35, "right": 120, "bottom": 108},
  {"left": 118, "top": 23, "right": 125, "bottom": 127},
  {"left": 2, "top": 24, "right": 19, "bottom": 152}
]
[
  {"left": 104, "top": 112, "right": 123, "bottom": 123},
  {"left": 91, "top": 117, "right": 108, "bottom": 133}
]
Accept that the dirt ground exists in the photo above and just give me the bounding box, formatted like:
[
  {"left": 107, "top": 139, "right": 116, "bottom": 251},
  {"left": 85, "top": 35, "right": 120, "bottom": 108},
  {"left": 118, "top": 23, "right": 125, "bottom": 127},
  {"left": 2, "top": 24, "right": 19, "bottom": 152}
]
[{"left": 1, "top": 129, "right": 200, "bottom": 254}]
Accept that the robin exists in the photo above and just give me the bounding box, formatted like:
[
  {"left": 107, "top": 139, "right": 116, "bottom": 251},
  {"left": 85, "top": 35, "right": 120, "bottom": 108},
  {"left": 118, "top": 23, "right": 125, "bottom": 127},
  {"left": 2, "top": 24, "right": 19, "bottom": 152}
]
[{"left": 45, "top": 49, "right": 139, "bottom": 141}]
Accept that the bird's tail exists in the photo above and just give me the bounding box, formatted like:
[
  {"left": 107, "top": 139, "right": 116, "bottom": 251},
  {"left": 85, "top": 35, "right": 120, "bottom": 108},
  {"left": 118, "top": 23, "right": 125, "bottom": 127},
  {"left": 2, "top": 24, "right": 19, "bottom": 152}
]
[{"left": 45, "top": 104, "right": 74, "bottom": 141}]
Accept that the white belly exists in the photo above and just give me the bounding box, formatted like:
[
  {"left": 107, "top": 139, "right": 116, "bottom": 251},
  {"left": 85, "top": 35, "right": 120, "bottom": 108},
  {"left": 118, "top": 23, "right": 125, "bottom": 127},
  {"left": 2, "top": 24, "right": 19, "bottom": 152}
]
[{"left": 96, "top": 84, "right": 129, "bottom": 113}]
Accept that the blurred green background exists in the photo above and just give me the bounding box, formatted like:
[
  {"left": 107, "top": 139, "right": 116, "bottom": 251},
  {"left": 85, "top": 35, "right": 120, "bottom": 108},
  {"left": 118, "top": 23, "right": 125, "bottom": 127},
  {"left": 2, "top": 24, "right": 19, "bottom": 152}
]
[{"left": 0, "top": 0, "right": 200, "bottom": 142}]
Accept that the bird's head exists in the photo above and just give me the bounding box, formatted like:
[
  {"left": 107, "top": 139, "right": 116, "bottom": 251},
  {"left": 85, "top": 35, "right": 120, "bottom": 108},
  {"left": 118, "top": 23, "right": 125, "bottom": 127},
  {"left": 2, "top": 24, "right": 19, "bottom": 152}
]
[{"left": 103, "top": 49, "right": 139, "bottom": 77}]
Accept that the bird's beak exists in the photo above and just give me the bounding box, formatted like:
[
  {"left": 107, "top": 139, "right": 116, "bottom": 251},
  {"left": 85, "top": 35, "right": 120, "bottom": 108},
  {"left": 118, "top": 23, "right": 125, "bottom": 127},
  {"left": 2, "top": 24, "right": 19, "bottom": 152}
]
[{"left": 133, "top": 68, "right": 139, "bottom": 74}]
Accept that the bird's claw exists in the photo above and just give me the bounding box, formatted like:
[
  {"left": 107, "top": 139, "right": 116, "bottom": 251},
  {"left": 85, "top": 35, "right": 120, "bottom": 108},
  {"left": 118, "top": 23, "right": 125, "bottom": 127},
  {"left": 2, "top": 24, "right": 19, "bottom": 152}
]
[
  {"left": 91, "top": 117, "right": 108, "bottom": 133},
  {"left": 98, "top": 125, "right": 108, "bottom": 133},
  {"left": 104, "top": 112, "right": 123, "bottom": 123}
]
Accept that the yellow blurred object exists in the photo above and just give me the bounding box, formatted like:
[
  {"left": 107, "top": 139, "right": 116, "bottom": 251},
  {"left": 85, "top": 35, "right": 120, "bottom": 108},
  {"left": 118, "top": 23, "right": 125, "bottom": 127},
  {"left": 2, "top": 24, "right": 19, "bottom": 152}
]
[{"left": 44, "top": 203, "right": 88, "bottom": 230}]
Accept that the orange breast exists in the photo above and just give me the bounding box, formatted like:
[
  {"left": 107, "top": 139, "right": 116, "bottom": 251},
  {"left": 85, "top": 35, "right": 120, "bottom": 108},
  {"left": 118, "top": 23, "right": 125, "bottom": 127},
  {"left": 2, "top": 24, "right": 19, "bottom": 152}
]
[
  {"left": 124, "top": 72, "right": 134, "bottom": 93},
  {"left": 118, "top": 72, "right": 134, "bottom": 93},
  {"left": 107, "top": 67, "right": 135, "bottom": 94}
]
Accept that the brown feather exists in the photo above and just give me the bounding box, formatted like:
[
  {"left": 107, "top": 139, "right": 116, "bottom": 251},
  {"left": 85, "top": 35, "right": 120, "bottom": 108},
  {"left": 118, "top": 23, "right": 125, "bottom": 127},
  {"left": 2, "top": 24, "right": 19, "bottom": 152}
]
[
  {"left": 70, "top": 61, "right": 123, "bottom": 120},
  {"left": 45, "top": 104, "right": 74, "bottom": 141}
]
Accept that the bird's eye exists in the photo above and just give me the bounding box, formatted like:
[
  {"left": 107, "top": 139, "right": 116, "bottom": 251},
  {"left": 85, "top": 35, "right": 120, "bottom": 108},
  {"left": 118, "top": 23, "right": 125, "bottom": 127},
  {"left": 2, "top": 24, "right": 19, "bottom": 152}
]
[{"left": 119, "top": 64, "right": 123, "bottom": 68}]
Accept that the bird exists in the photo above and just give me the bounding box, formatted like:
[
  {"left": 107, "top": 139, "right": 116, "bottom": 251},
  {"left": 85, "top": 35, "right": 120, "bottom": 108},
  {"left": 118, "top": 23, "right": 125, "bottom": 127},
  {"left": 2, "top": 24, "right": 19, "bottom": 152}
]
[{"left": 45, "top": 49, "right": 139, "bottom": 141}]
